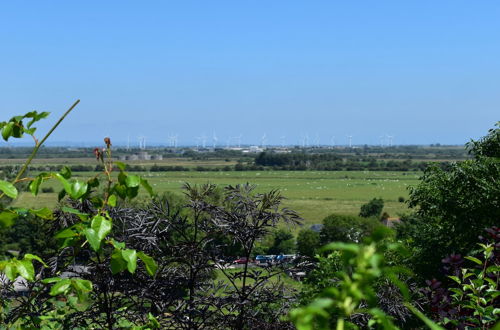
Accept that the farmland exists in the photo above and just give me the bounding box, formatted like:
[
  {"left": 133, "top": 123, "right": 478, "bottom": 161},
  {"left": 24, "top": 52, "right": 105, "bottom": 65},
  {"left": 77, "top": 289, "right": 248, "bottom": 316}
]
[{"left": 13, "top": 169, "right": 419, "bottom": 225}]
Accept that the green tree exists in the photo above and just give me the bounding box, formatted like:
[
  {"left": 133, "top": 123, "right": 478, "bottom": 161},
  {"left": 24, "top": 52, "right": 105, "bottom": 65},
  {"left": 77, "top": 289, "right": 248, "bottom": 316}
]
[
  {"left": 403, "top": 122, "right": 500, "bottom": 279},
  {"left": 267, "top": 229, "right": 295, "bottom": 255},
  {"left": 320, "top": 214, "right": 383, "bottom": 244},
  {"left": 359, "top": 198, "right": 384, "bottom": 218},
  {"left": 296, "top": 228, "right": 320, "bottom": 258}
]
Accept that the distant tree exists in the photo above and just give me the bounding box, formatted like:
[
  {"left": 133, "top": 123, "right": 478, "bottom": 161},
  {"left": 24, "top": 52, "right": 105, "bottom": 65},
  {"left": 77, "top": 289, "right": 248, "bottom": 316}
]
[
  {"left": 267, "top": 229, "right": 295, "bottom": 255},
  {"left": 320, "top": 214, "right": 382, "bottom": 244},
  {"left": 359, "top": 198, "right": 384, "bottom": 218},
  {"left": 296, "top": 229, "right": 320, "bottom": 258}
]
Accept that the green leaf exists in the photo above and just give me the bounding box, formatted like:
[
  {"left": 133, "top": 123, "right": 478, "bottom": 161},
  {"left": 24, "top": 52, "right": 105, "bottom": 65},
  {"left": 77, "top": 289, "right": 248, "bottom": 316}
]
[
  {"left": 56, "top": 174, "right": 72, "bottom": 194},
  {"left": 91, "top": 215, "right": 112, "bottom": 241},
  {"left": 115, "top": 161, "right": 126, "bottom": 171},
  {"left": 465, "top": 256, "right": 483, "bottom": 265},
  {"left": 61, "top": 206, "right": 89, "bottom": 220},
  {"left": 55, "top": 228, "right": 78, "bottom": 239},
  {"left": 2, "top": 122, "right": 13, "bottom": 141},
  {"left": 141, "top": 178, "right": 154, "bottom": 196},
  {"left": 0, "top": 210, "right": 18, "bottom": 228},
  {"left": 126, "top": 186, "right": 139, "bottom": 199},
  {"left": 30, "top": 207, "right": 53, "bottom": 220},
  {"left": 29, "top": 175, "right": 43, "bottom": 196},
  {"left": 110, "top": 249, "right": 127, "bottom": 274},
  {"left": 138, "top": 252, "right": 158, "bottom": 276},
  {"left": 72, "top": 278, "right": 92, "bottom": 292},
  {"left": 121, "top": 249, "right": 137, "bottom": 273},
  {"left": 118, "top": 172, "right": 127, "bottom": 185},
  {"left": 70, "top": 181, "right": 88, "bottom": 199},
  {"left": 24, "top": 254, "right": 47, "bottom": 267},
  {"left": 125, "top": 175, "right": 140, "bottom": 188},
  {"left": 0, "top": 180, "right": 18, "bottom": 199},
  {"left": 3, "top": 263, "right": 16, "bottom": 281},
  {"left": 41, "top": 277, "right": 62, "bottom": 284},
  {"left": 405, "top": 303, "right": 445, "bottom": 330},
  {"left": 50, "top": 278, "right": 72, "bottom": 296},
  {"left": 108, "top": 194, "right": 117, "bottom": 207},
  {"left": 25, "top": 111, "right": 49, "bottom": 129},
  {"left": 60, "top": 166, "right": 72, "bottom": 179},
  {"left": 15, "top": 259, "right": 35, "bottom": 281},
  {"left": 83, "top": 228, "right": 101, "bottom": 251},
  {"left": 109, "top": 238, "right": 126, "bottom": 249},
  {"left": 113, "top": 184, "right": 127, "bottom": 199},
  {"left": 147, "top": 313, "right": 160, "bottom": 328}
]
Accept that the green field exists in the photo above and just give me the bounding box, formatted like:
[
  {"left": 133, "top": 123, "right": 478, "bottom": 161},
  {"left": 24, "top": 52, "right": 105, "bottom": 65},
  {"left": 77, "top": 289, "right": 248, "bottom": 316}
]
[{"left": 14, "top": 170, "right": 420, "bottom": 226}]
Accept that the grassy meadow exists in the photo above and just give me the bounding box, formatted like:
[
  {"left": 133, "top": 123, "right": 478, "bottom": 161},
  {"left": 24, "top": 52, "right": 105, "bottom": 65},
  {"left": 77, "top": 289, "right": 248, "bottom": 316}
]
[{"left": 13, "top": 169, "right": 420, "bottom": 226}]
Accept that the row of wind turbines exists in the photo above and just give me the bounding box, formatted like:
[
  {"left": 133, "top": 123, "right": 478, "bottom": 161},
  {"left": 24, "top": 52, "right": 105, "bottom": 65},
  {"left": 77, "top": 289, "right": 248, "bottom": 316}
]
[{"left": 125, "top": 133, "right": 396, "bottom": 150}]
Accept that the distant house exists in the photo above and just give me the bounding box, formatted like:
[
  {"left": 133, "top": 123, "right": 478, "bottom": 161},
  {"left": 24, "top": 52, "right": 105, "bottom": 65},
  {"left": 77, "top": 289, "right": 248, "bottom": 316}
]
[
  {"left": 310, "top": 224, "right": 324, "bottom": 232},
  {"left": 381, "top": 217, "right": 401, "bottom": 228}
]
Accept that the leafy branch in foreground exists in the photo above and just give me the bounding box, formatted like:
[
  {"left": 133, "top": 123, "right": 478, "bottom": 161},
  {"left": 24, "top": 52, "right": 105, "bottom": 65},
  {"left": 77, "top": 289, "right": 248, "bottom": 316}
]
[{"left": 290, "top": 228, "right": 443, "bottom": 330}]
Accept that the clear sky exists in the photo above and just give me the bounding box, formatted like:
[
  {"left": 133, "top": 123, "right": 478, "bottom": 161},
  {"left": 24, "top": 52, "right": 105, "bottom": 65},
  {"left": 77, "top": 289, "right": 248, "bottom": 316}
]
[{"left": 1, "top": 1, "right": 499, "bottom": 146}]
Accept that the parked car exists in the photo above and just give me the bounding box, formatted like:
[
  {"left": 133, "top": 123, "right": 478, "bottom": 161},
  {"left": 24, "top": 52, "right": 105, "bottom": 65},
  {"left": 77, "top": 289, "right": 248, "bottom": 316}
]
[
  {"left": 233, "top": 257, "right": 250, "bottom": 264},
  {"left": 255, "top": 255, "right": 273, "bottom": 265}
]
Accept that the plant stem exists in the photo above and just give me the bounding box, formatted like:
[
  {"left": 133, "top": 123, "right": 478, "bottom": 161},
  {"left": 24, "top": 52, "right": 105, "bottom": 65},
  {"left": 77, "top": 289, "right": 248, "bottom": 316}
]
[{"left": 13, "top": 99, "right": 80, "bottom": 185}]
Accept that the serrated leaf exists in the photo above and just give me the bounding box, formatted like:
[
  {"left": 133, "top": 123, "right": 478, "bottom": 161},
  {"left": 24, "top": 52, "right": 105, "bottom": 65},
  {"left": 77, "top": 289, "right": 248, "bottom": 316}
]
[
  {"left": 0, "top": 180, "right": 18, "bottom": 199},
  {"left": 121, "top": 249, "right": 137, "bottom": 273},
  {"left": 465, "top": 256, "right": 483, "bottom": 265},
  {"left": 448, "top": 275, "right": 462, "bottom": 285}
]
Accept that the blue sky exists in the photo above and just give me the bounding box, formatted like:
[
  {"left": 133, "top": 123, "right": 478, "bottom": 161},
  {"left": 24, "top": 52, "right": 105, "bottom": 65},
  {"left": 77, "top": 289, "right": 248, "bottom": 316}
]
[{"left": 1, "top": 1, "right": 499, "bottom": 146}]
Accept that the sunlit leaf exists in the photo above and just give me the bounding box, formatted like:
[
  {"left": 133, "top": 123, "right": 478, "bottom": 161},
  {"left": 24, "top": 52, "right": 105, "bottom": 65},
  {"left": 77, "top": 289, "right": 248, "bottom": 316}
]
[{"left": 0, "top": 180, "right": 18, "bottom": 199}]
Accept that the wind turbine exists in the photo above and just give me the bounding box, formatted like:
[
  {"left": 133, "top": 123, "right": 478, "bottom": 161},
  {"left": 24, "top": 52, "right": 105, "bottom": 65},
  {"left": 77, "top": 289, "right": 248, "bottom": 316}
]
[
  {"left": 236, "top": 134, "right": 242, "bottom": 148},
  {"left": 330, "top": 136, "right": 335, "bottom": 147},
  {"left": 314, "top": 133, "right": 320, "bottom": 148},
  {"left": 138, "top": 136, "right": 146, "bottom": 150},
  {"left": 300, "top": 133, "right": 309, "bottom": 148},
  {"left": 261, "top": 133, "right": 267, "bottom": 149},
  {"left": 280, "top": 136, "right": 286, "bottom": 148},
  {"left": 212, "top": 132, "right": 218, "bottom": 149},
  {"left": 347, "top": 135, "right": 353, "bottom": 148},
  {"left": 387, "top": 135, "right": 394, "bottom": 147},
  {"left": 201, "top": 133, "right": 207, "bottom": 149}
]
